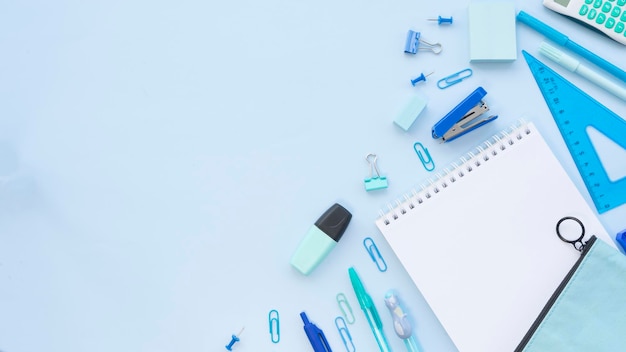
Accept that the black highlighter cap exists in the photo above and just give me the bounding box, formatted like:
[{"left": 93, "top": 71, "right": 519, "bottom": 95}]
[{"left": 314, "top": 203, "right": 352, "bottom": 242}]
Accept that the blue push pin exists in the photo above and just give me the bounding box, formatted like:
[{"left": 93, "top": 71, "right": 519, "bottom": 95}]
[
  {"left": 411, "top": 71, "right": 434, "bottom": 86},
  {"left": 428, "top": 16, "right": 453, "bottom": 25},
  {"left": 225, "top": 327, "right": 244, "bottom": 351}
]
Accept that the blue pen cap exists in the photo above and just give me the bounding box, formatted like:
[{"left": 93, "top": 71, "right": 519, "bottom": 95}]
[{"left": 290, "top": 203, "right": 352, "bottom": 275}]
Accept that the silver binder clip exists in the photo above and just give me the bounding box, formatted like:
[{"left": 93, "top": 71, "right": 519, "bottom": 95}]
[{"left": 431, "top": 86, "right": 498, "bottom": 142}]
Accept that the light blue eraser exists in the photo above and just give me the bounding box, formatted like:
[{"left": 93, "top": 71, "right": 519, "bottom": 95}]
[{"left": 394, "top": 95, "right": 428, "bottom": 131}]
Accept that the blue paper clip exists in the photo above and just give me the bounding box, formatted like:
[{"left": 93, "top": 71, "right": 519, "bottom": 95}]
[
  {"left": 404, "top": 30, "right": 442, "bottom": 54},
  {"left": 335, "top": 316, "right": 356, "bottom": 352},
  {"left": 269, "top": 309, "right": 280, "bottom": 343},
  {"left": 364, "top": 153, "right": 388, "bottom": 191},
  {"left": 431, "top": 86, "right": 498, "bottom": 142},
  {"left": 414, "top": 142, "right": 435, "bottom": 171},
  {"left": 363, "top": 237, "right": 388, "bottom": 272},
  {"left": 437, "top": 68, "right": 473, "bottom": 89},
  {"left": 336, "top": 293, "right": 355, "bottom": 324}
]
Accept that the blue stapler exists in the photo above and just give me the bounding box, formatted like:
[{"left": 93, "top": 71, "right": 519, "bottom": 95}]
[{"left": 431, "top": 86, "right": 498, "bottom": 142}]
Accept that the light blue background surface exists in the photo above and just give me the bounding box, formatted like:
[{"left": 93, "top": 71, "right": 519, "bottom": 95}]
[{"left": 1, "top": 1, "right": 625, "bottom": 351}]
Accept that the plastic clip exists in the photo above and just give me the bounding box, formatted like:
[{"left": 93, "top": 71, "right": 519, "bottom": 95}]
[
  {"left": 437, "top": 68, "right": 473, "bottom": 89},
  {"left": 335, "top": 316, "right": 356, "bottom": 352},
  {"left": 336, "top": 293, "right": 355, "bottom": 324},
  {"left": 404, "top": 30, "right": 442, "bottom": 54},
  {"left": 363, "top": 237, "right": 388, "bottom": 272},
  {"left": 414, "top": 142, "right": 435, "bottom": 171},
  {"left": 269, "top": 309, "right": 280, "bottom": 343},
  {"left": 364, "top": 153, "right": 388, "bottom": 191}
]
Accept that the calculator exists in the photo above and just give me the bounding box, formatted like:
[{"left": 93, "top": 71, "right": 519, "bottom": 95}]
[{"left": 543, "top": 0, "right": 626, "bottom": 45}]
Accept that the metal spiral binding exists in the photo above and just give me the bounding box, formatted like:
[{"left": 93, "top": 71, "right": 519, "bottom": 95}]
[{"left": 378, "top": 120, "right": 532, "bottom": 225}]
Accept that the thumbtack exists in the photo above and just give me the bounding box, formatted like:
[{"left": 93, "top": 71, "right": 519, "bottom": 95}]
[
  {"left": 225, "top": 327, "right": 245, "bottom": 351},
  {"left": 428, "top": 16, "right": 453, "bottom": 25},
  {"left": 411, "top": 71, "right": 434, "bottom": 86}
]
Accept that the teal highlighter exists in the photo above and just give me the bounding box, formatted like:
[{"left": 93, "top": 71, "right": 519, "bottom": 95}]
[{"left": 290, "top": 203, "right": 352, "bottom": 275}]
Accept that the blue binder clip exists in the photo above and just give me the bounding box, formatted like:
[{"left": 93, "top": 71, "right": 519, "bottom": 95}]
[
  {"left": 364, "top": 153, "right": 388, "bottom": 191},
  {"left": 431, "top": 86, "right": 498, "bottom": 142},
  {"left": 404, "top": 30, "right": 442, "bottom": 54}
]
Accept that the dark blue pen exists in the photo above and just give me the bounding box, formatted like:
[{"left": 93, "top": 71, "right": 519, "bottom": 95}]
[{"left": 301, "top": 311, "right": 333, "bottom": 352}]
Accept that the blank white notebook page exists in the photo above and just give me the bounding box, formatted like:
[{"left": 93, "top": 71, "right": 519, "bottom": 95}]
[{"left": 375, "top": 122, "right": 613, "bottom": 352}]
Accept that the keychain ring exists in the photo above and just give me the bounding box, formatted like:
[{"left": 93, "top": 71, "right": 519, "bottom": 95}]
[{"left": 556, "top": 216, "right": 585, "bottom": 249}]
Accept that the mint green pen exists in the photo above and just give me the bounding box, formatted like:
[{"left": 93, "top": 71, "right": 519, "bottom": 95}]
[{"left": 348, "top": 267, "right": 392, "bottom": 352}]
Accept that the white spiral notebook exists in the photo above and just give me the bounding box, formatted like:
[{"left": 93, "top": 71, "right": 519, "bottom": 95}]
[{"left": 376, "top": 122, "right": 613, "bottom": 352}]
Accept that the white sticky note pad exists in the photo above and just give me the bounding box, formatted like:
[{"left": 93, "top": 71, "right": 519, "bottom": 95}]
[{"left": 469, "top": 1, "right": 517, "bottom": 62}]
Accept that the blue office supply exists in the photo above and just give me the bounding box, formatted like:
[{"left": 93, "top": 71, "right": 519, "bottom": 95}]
[
  {"left": 363, "top": 237, "right": 388, "bottom": 272},
  {"left": 290, "top": 203, "right": 353, "bottom": 275},
  {"left": 428, "top": 16, "right": 453, "bottom": 25},
  {"left": 539, "top": 42, "right": 626, "bottom": 101},
  {"left": 225, "top": 327, "right": 244, "bottom": 351},
  {"left": 349, "top": 267, "right": 392, "bottom": 352},
  {"left": 517, "top": 10, "right": 626, "bottom": 83},
  {"left": 404, "top": 30, "right": 442, "bottom": 54},
  {"left": 431, "top": 87, "right": 498, "bottom": 142},
  {"left": 301, "top": 311, "right": 333, "bottom": 352},
  {"left": 336, "top": 293, "right": 356, "bottom": 324},
  {"left": 437, "top": 68, "right": 473, "bottom": 89},
  {"left": 413, "top": 142, "right": 435, "bottom": 171},
  {"left": 335, "top": 317, "right": 356, "bottom": 352},
  {"left": 523, "top": 51, "right": 626, "bottom": 213},
  {"left": 384, "top": 291, "right": 422, "bottom": 352},
  {"left": 394, "top": 95, "right": 428, "bottom": 131},
  {"left": 469, "top": 1, "right": 517, "bottom": 61},
  {"left": 410, "top": 71, "right": 433, "bottom": 86},
  {"left": 616, "top": 229, "right": 626, "bottom": 253},
  {"left": 269, "top": 309, "right": 280, "bottom": 343},
  {"left": 364, "top": 154, "right": 388, "bottom": 191}
]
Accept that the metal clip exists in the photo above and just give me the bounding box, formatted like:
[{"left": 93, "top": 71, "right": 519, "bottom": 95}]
[
  {"left": 336, "top": 293, "right": 355, "bottom": 324},
  {"left": 414, "top": 142, "right": 435, "bottom": 171},
  {"left": 437, "top": 68, "right": 473, "bottom": 89},
  {"left": 335, "top": 317, "right": 356, "bottom": 352},
  {"left": 363, "top": 237, "right": 388, "bottom": 272},
  {"left": 404, "top": 30, "right": 442, "bottom": 54},
  {"left": 268, "top": 309, "right": 280, "bottom": 343},
  {"left": 364, "top": 153, "right": 388, "bottom": 191}
]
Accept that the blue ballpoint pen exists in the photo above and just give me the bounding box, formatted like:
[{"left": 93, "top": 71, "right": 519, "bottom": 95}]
[
  {"left": 349, "top": 267, "right": 393, "bottom": 352},
  {"left": 301, "top": 311, "right": 333, "bottom": 352},
  {"left": 516, "top": 11, "right": 626, "bottom": 83}
]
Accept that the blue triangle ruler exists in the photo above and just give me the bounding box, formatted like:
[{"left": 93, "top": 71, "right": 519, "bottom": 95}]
[{"left": 523, "top": 51, "right": 626, "bottom": 214}]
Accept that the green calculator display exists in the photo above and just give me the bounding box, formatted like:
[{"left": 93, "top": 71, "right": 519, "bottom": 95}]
[{"left": 544, "top": 0, "right": 626, "bottom": 45}]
